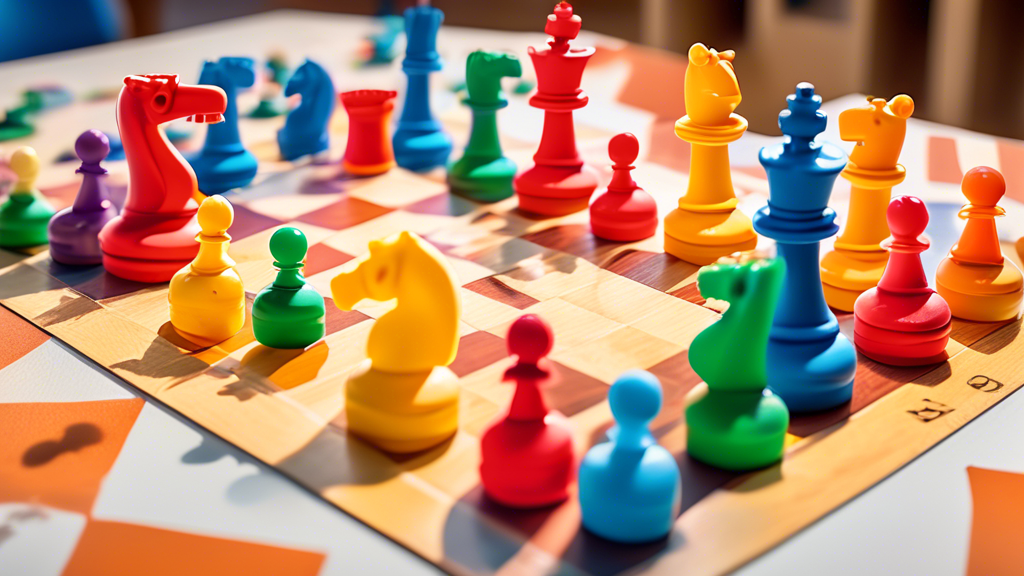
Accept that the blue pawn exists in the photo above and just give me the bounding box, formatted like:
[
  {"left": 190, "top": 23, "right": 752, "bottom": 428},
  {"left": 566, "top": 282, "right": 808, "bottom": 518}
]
[
  {"left": 188, "top": 57, "right": 258, "bottom": 194},
  {"left": 278, "top": 59, "right": 336, "bottom": 161},
  {"left": 392, "top": 4, "right": 452, "bottom": 171},
  {"left": 579, "top": 370, "right": 681, "bottom": 543},
  {"left": 753, "top": 83, "right": 858, "bottom": 412}
]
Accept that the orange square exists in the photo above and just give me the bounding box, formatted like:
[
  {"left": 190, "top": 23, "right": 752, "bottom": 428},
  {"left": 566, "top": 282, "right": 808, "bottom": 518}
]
[
  {"left": 0, "top": 305, "right": 49, "bottom": 369},
  {"left": 967, "top": 466, "right": 1024, "bottom": 576}
]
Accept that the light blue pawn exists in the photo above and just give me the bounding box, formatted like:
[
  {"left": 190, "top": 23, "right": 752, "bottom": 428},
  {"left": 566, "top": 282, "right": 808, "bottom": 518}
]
[{"left": 579, "top": 370, "right": 681, "bottom": 543}]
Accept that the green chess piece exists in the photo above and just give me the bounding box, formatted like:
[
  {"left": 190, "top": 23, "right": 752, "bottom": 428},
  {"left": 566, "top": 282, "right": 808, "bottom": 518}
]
[
  {"left": 684, "top": 254, "right": 790, "bottom": 471},
  {"left": 250, "top": 56, "right": 291, "bottom": 118},
  {"left": 0, "top": 146, "right": 55, "bottom": 248},
  {"left": 252, "top": 228, "right": 327, "bottom": 349},
  {"left": 0, "top": 106, "right": 36, "bottom": 141},
  {"left": 447, "top": 50, "right": 523, "bottom": 202}
]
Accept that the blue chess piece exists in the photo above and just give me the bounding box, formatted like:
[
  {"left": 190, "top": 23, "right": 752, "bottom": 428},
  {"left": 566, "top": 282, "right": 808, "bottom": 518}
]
[
  {"left": 188, "top": 57, "right": 259, "bottom": 194},
  {"left": 392, "top": 4, "right": 453, "bottom": 171},
  {"left": 278, "top": 59, "right": 336, "bottom": 161},
  {"left": 753, "top": 83, "right": 858, "bottom": 412},
  {"left": 579, "top": 370, "right": 681, "bottom": 543}
]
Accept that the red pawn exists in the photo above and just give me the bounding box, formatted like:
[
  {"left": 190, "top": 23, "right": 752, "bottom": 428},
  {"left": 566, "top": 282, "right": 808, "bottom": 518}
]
[
  {"left": 590, "top": 133, "right": 658, "bottom": 241},
  {"left": 480, "top": 315, "right": 575, "bottom": 508},
  {"left": 854, "top": 196, "right": 952, "bottom": 365},
  {"left": 341, "top": 90, "right": 397, "bottom": 176}
]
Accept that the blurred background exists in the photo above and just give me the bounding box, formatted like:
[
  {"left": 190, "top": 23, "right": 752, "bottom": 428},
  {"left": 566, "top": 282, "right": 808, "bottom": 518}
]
[{"left": 2, "top": 0, "right": 1021, "bottom": 138}]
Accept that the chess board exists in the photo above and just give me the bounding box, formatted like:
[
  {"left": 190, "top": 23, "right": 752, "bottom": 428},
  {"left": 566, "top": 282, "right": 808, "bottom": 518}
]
[{"left": 2, "top": 38, "right": 1024, "bottom": 576}]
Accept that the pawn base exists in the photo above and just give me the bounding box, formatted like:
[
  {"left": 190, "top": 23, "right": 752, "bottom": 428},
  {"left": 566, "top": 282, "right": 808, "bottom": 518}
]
[
  {"left": 767, "top": 331, "right": 857, "bottom": 413},
  {"left": 393, "top": 128, "right": 453, "bottom": 172},
  {"left": 514, "top": 163, "right": 599, "bottom": 217},
  {"left": 346, "top": 361, "right": 459, "bottom": 453},
  {"left": 590, "top": 190, "right": 658, "bottom": 242},
  {"left": 664, "top": 207, "right": 757, "bottom": 266},
  {"left": 936, "top": 258, "right": 1023, "bottom": 322},
  {"left": 447, "top": 155, "right": 517, "bottom": 203},
  {"left": 189, "top": 149, "right": 259, "bottom": 195},
  {"left": 343, "top": 159, "right": 395, "bottom": 177},
  {"left": 0, "top": 195, "right": 56, "bottom": 248},
  {"left": 854, "top": 318, "right": 951, "bottom": 366},
  {"left": 684, "top": 383, "right": 788, "bottom": 471},
  {"left": 48, "top": 205, "right": 120, "bottom": 266},
  {"left": 480, "top": 413, "right": 574, "bottom": 509},
  {"left": 252, "top": 285, "right": 326, "bottom": 349},
  {"left": 820, "top": 248, "right": 888, "bottom": 312},
  {"left": 99, "top": 209, "right": 201, "bottom": 283}
]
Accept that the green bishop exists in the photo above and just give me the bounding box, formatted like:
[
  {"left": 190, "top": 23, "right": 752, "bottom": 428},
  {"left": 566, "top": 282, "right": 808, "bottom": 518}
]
[{"left": 252, "top": 227, "right": 327, "bottom": 349}]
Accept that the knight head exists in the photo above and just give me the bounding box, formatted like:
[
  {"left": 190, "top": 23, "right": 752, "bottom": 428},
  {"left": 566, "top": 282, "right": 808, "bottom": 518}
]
[
  {"left": 330, "top": 231, "right": 416, "bottom": 310},
  {"left": 198, "top": 57, "right": 256, "bottom": 92},
  {"left": 466, "top": 51, "right": 522, "bottom": 105},
  {"left": 684, "top": 43, "right": 741, "bottom": 127},
  {"left": 839, "top": 94, "right": 914, "bottom": 171},
  {"left": 121, "top": 74, "right": 227, "bottom": 126},
  {"left": 285, "top": 59, "right": 313, "bottom": 97}
]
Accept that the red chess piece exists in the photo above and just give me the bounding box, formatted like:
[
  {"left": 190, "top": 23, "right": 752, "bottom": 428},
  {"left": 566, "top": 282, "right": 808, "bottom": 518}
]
[
  {"left": 590, "top": 133, "right": 658, "bottom": 241},
  {"left": 854, "top": 196, "right": 952, "bottom": 366},
  {"left": 479, "top": 315, "right": 575, "bottom": 508},
  {"left": 341, "top": 90, "right": 398, "bottom": 176},
  {"left": 513, "top": 2, "right": 599, "bottom": 217}
]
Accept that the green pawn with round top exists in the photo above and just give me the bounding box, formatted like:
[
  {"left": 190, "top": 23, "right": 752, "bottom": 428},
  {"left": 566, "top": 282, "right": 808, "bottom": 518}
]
[
  {"left": 0, "top": 146, "right": 55, "bottom": 248},
  {"left": 447, "top": 50, "right": 522, "bottom": 202},
  {"left": 684, "top": 252, "right": 790, "bottom": 471},
  {"left": 252, "top": 227, "right": 326, "bottom": 349}
]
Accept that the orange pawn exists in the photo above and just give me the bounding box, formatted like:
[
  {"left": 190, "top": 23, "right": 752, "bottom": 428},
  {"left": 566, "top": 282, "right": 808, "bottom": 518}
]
[
  {"left": 590, "top": 133, "right": 657, "bottom": 242},
  {"left": 936, "top": 167, "right": 1023, "bottom": 322}
]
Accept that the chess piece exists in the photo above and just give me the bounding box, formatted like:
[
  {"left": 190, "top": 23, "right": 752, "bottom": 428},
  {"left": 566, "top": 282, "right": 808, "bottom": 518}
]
[
  {"left": 359, "top": 14, "right": 404, "bottom": 66},
  {"left": 392, "top": 4, "right": 453, "bottom": 171},
  {"left": 251, "top": 53, "right": 290, "bottom": 118},
  {"left": 99, "top": 74, "right": 227, "bottom": 283},
  {"left": 685, "top": 252, "right": 789, "bottom": 470},
  {"left": 168, "top": 195, "right": 245, "bottom": 346},
  {"left": 936, "top": 167, "right": 1023, "bottom": 322},
  {"left": 48, "top": 130, "right": 120, "bottom": 265},
  {"left": 0, "top": 104, "right": 34, "bottom": 141},
  {"left": 189, "top": 57, "right": 259, "bottom": 194},
  {"left": 513, "top": 2, "right": 598, "bottom": 216},
  {"left": 0, "top": 146, "right": 55, "bottom": 248},
  {"left": 821, "top": 94, "right": 914, "bottom": 312},
  {"left": 447, "top": 50, "right": 523, "bottom": 202},
  {"left": 1017, "top": 235, "right": 1024, "bottom": 265},
  {"left": 341, "top": 90, "right": 398, "bottom": 176},
  {"left": 278, "top": 59, "right": 336, "bottom": 161},
  {"left": 664, "top": 43, "right": 756, "bottom": 265},
  {"left": 480, "top": 314, "right": 575, "bottom": 508},
  {"left": 330, "top": 231, "right": 461, "bottom": 453},
  {"left": 590, "top": 132, "right": 658, "bottom": 241},
  {"left": 252, "top": 227, "right": 326, "bottom": 349},
  {"left": 579, "top": 370, "right": 681, "bottom": 543},
  {"left": 753, "top": 83, "right": 857, "bottom": 413},
  {"left": 855, "top": 196, "right": 951, "bottom": 365}
]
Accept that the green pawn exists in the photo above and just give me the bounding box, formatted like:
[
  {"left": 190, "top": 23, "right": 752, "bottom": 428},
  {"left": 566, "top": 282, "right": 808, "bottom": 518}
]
[
  {"left": 447, "top": 50, "right": 522, "bottom": 202},
  {"left": 0, "top": 147, "right": 54, "bottom": 248},
  {"left": 684, "top": 254, "right": 790, "bottom": 471},
  {"left": 252, "top": 227, "right": 326, "bottom": 349}
]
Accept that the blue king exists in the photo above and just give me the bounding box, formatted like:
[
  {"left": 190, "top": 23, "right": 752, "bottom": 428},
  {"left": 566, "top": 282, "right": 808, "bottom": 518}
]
[
  {"left": 392, "top": 4, "right": 452, "bottom": 171},
  {"left": 753, "top": 82, "right": 858, "bottom": 413}
]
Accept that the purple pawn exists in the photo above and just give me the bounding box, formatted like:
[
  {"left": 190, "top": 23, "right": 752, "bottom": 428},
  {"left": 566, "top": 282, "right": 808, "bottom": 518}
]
[{"left": 47, "top": 130, "right": 119, "bottom": 265}]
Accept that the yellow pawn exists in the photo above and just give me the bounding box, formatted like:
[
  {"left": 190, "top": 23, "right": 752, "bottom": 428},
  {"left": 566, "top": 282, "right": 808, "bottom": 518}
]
[
  {"left": 330, "top": 231, "right": 461, "bottom": 453},
  {"left": 0, "top": 146, "right": 56, "bottom": 248},
  {"left": 168, "top": 195, "right": 246, "bottom": 346},
  {"left": 821, "top": 94, "right": 914, "bottom": 311},
  {"left": 663, "top": 43, "right": 756, "bottom": 266},
  {"left": 937, "top": 166, "right": 1022, "bottom": 322}
]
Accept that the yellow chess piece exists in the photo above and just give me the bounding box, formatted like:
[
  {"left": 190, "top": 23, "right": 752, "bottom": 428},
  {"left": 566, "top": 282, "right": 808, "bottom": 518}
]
[
  {"left": 821, "top": 94, "right": 914, "bottom": 311},
  {"left": 0, "top": 146, "right": 56, "bottom": 248},
  {"left": 1016, "top": 235, "right": 1023, "bottom": 265},
  {"left": 936, "top": 166, "right": 1023, "bottom": 322},
  {"left": 330, "top": 231, "right": 461, "bottom": 453},
  {"left": 167, "top": 195, "right": 246, "bottom": 346},
  {"left": 663, "top": 43, "right": 756, "bottom": 265}
]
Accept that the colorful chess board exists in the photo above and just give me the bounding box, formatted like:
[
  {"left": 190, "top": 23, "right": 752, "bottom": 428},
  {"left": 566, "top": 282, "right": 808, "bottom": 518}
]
[{"left": 1, "top": 36, "right": 1024, "bottom": 576}]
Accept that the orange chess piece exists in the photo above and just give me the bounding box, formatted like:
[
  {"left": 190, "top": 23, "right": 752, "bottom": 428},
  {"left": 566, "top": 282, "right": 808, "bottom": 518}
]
[
  {"left": 821, "top": 94, "right": 914, "bottom": 312},
  {"left": 936, "top": 167, "right": 1023, "bottom": 322},
  {"left": 663, "top": 43, "right": 756, "bottom": 265}
]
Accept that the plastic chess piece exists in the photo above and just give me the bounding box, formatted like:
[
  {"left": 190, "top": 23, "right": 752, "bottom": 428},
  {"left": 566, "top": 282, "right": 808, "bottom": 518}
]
[
  {"left": 590, "top": 133, "right": 658, "bottom": 241},
  {"left": 480, "top": 314, "right": 575, "bottom": 508},
  {"left": 753, "top": 83, "right": 857, "bottom": 413},
  {"left": 252, "top": 227, "right": 326, "bottom": 349},
  {"left": 685, "top": 253, "right": 789, "bottom": 470},
  {"left": 277, "top": 59, "right": 336, "bottom": 161},
  {"left": 513, "top": 2, "right": 599, "bottom": 216},
  {"left": 330, "top": 231, "right": 461, "bottom": 453},
  {"left": 392, "top": 4, "right": 453, "bottom": 171},
  {"left": 447, "top": 50, "right": 523, "bottom": 202},
  {"left": 821, "top": 94, "right": 914, "bottom": 311},
  {"left": 168, "top": 195, "right": 245, "bottom": 346},
  {"left": 578, "top": 370, "right": 681, "bottom": 543},
  {"left": 188, "top": 57, "right": 258, "bottom": 194},
  {"left": 0, "top": 146, "right": 55, "bottom": 248},
  {"left": 854, "top": 196, "right": 951, "bottom": 365},
  {"left": 359, "top": 14, "right": 404, "bottom": 66},
  {"left": 0, "top": 104, "right": 35, "bottom": 141},
  {"left": 98, "top": 74, "right": 227, "bottom": 283},
  {"left": 663, "top": 43, "right": 756, "bottom": 265},
  {"left": 936, "top": 167, "right": 1023, "bottom": 322},
  {"left": 1017, "top": 235, "right": 1024, "bottom": 265},
  {"left": 250, "top": 54, "right": 290, "bottom": 118},
  {"left": 340, "top": 90, "right": 398, "bottom": 176},
  {"left": 48, "top": 130, "right": 120, "bottom": 265}
]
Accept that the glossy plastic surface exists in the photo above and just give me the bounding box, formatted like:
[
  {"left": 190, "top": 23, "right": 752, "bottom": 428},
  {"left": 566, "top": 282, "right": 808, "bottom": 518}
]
[
  {"left": 188, "top": 57, "right": 258, "bottom": 194},
  {"left": 48, "top": 130, "right": 120, "bottom": 264},
  {"left": 590, "top": 133, "right": 658, "bottom": 241},
  {"left": 341, "top": 90, "right": 397, "bottom": 176},
  {"left": 278, "top": 59, "right": 336, "bottom": 161},
  {"left": 252, "top": 227, "right": 326, "bottom": 349}
]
